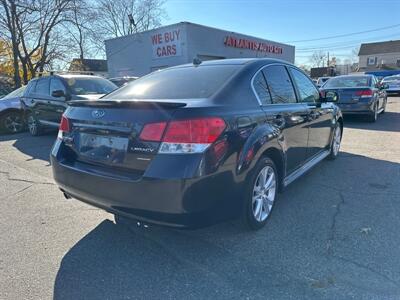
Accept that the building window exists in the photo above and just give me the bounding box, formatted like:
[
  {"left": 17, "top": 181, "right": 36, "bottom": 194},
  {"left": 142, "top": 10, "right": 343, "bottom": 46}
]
[{"left": 367, "top": 57, "right": 377, "bottom": 66}]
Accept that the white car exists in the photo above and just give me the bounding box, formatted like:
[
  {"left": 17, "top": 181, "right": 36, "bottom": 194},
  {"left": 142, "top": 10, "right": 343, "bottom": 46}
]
[{"left": 317, "top": 77, "right": 332, "bottom": 88}]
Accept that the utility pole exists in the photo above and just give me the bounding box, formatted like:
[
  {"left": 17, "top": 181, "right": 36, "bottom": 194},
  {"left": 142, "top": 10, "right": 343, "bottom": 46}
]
[{"left": 327, "top": 52, "right": 330, "bottom": 67}]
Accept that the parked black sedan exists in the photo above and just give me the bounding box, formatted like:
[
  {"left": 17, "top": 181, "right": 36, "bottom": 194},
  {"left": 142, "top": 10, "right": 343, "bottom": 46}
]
[
  {"left": 51, "top": 58, "right": 343, "bottom": 230},
  {"left": 320, "top": 75, "right": 387, "bottom": 122}
]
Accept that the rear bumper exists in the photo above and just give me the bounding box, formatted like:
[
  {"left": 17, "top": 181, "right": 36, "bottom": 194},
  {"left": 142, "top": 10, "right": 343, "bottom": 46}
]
[
  {"left": 336, "top": 102, "right": 374, "bottom": 114},
  {"left": 51, "top": 154, "right": 239, "bottom": 229}
]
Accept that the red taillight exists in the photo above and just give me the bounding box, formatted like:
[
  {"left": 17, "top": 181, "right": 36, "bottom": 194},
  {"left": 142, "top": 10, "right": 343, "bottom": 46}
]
[
  {"left": 139, "top": 122, "right": 167, "bottom": 141},
  {"left": 58, "top": 115, "right": 71, "bottom": 140},
  {"left": 355, "top": 90, "right": 373, "bottom": 97},
  {"left": 59, "top": 115, "right": 70, "bottom": 132},
  {"left": 140, "top": 117, "right": 226, "bottom": 154},
  {"left": 163, "top": 118, "right": 226, "bottom": 144}
]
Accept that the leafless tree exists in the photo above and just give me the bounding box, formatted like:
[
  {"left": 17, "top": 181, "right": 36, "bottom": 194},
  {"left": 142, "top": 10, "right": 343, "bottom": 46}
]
[
  {"left": 0, "top": 0, "right": 24, "bottom": 87},
  {"left": 309, "top": 50, "right": 327, "bottom": 68},
  {"left": 94, "top": 0, "right": 165, "bottom": 37},
  {"left": 1, "top": 0, "right": 166, "bottom": 86},
  {"left": 0, "top": 0, "right": 74, "bottom": 85},
  {"left": 63, "top": 0, "right": 101, "bottom": 61}
]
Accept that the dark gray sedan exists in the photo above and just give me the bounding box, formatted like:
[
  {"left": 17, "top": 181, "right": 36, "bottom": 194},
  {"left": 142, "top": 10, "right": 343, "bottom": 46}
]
[{"left": 321, "top": 75, "right": 387, "bottom": 122}]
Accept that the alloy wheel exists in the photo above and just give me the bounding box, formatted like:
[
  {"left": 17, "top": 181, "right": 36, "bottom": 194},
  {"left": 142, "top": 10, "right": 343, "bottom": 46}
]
[
  {"left": 252, "top": 165, "right": 277, "bottom": 222},
  {"left": 4, "top": 114, "right": 23, "bottom": 133},
  {"left": 27, "top": 115, "right": 37, "bottom": 135}
]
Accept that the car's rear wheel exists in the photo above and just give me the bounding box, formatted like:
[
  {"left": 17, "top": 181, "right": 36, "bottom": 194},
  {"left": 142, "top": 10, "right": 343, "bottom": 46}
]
[
  {"left": 328, "top": 123, "right": 341, "bottom": 160},
  {"left": 27, "top": 113, "right": 42, "bottom": 136},
  {"left": 381, "top": 98, "right": 387, "bottom": 114},
  {"left": 367, "top": 103, "right": 378, "bottom": 122},
  {"left": 1, "top": 111, "right": 24, "bottom": 134},
  {"left": 242, "top": 157, "right": 277, "bottom": 230}
]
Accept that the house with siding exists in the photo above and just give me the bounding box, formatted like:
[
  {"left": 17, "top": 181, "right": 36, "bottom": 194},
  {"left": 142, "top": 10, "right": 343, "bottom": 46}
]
[{"left": 358, "top": 40, "right": 400, "bottom": 71}]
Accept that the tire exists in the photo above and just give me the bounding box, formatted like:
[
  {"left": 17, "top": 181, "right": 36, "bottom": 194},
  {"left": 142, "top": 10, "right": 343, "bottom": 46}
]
[
  {"left": 0, "top": 111, "right": 24, "bottom": 134},
  {"left": 328, "top": 123, "right": 342, "bottom": 160},
  {"left": 381, "top": 98, "right": 387, "bottom": 114},
  {"left": 242, "top": 157, "right": 278, "bottom": 230},
  {"left": 27, "top": 113, "right": 42, "bottom": 136},
  {"left": 367, "top": 103, "right": 378, "bottom": 123}
]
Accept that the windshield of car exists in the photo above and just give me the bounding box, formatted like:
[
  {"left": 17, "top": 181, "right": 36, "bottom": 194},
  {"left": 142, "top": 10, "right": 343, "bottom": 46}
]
[
  {"left": 382, "top": 76, "right": 400, "bottom": 82},
  {"left": 65, "top": 77, "right": 117, "bottom": 95},
  {"left": 1, "top": 86, "right": 26, "bottom": 100},
  {"left": 105, "top": 65, "right": 239, "bottom": 100},
  {"left": 323, "top": 76, "right": 370, "bottom": 88}
]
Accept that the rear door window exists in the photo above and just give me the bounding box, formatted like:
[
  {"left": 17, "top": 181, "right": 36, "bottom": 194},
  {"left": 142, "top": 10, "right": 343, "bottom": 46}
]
[
  {"left": 253, "top": 71, "right": 272, "bottom": 105},
  {"left": 50, "top": 78, "right": 66, "bottom": 97},
  {"left": 25, "top": 81, "right": 37, "bottom": 97},
  {"left": 35, "top": 78, "right": 50, "bottom": 96},
  {"left": 262, "top": 65, "right": 296, "bottom": 104},
  {"left": 290, "top": 68, "right": 320, "bottom": 103}
]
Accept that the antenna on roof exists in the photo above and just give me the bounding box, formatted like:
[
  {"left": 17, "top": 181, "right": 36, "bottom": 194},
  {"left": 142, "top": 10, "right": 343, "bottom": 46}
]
[{"left": 193, "top": 56, "right": 202, "bottom": 66}]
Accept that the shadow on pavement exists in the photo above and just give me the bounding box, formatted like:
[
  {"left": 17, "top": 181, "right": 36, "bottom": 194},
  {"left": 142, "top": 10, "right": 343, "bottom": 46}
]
[
  {"left": 53, "top": 152, "right": 400, "bottom": 299},
  {"left": 0, "top": 132, "right": 56, "bottom": 162},
  {"left": 343, "top": 110, "right": 400, "bottom": 133}
]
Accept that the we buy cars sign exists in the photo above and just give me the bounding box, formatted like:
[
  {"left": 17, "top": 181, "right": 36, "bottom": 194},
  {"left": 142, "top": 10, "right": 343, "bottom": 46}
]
[{"left": 151, "top": 28, "right": 182, "bottom": 59}]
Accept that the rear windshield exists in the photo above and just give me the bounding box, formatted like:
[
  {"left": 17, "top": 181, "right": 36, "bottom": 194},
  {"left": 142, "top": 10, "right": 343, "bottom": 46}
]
[
  {"left": 318, "top": 78, "right": 330, "bottom": 84},
  {"left": 324, "top": 76, "right": 371, "bottom": 88},
  {"left": 382, "top": 76, "right": 400, "bottom": 82},
  {"left": 105, "top": 65, "right": 239, "bottom": 100},
  {"left": 65, "top": 77, "right": 117, "bottom": 95}
]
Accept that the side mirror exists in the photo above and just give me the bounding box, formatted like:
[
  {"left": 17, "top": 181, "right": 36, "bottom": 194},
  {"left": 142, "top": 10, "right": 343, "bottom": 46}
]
[
  {"left": 320, "top": 91, "right": 338, "bottom": 102},
  {"left": 375, "top": 83, "right": 388, "bottom": 90},
  {"left": 52, "top": 90, "right": 65, "bottom": 98}
]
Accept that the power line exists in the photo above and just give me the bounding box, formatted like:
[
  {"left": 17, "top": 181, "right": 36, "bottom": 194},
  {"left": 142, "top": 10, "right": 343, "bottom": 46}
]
[
  {"left": 296, "top": 33, "right": 400, "bottom": 52},
  {"left": 297, "top": 33, "right": 400, "bottom": 51},
  {"left": 285, "top": 23, "right": 400, "bottom": 43}
]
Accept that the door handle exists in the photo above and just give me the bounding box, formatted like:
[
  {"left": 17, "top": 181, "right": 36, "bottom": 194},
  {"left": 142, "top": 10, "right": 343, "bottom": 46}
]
[{"left": 274, "top": 114, "right": 285, "bottom": 128}]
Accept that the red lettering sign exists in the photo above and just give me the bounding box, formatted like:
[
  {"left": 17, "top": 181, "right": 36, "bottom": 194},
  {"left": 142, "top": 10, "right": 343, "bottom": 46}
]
[
  {"left": 152, "top": 29, "right": 181, "bottom": 59},
  {"left": 224, "top": 36, "right": 283, "bottom": 55}
]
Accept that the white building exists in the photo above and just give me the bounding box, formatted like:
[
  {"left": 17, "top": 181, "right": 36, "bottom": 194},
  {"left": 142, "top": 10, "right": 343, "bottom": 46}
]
[{"left": 105, "top": 22, "right": 295, "bottom": 77}]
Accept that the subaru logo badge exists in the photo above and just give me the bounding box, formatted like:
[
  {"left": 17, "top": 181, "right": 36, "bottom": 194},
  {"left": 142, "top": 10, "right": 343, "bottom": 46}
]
[{"left": 92, "top": 110, "right": 105, "bottom": 118}]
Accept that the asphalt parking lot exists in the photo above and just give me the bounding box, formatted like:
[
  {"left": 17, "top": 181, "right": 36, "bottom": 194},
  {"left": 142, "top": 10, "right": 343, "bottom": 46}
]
[{"left": 0, "top": 97, "right": 399, "bottom": 300}]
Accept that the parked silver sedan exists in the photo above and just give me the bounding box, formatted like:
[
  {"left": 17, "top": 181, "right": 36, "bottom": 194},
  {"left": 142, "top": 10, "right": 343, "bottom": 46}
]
[{"left": 0, "top": 86, "right": 26, "bottom": 133}]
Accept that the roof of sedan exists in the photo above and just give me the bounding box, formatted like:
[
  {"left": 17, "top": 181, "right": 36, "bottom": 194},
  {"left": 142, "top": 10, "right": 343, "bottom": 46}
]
[
  {"left": 30, "top": 74, "right": 106, "bottom": 81},
  {"left": 333, "top": 74, "right": 373, "bottom": 78},
  {"left": 59, "top": 74, "right": 104, "bottom": 79},
  {"left": 172, "top": 58, "right": 289, "bottom": 68}
]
